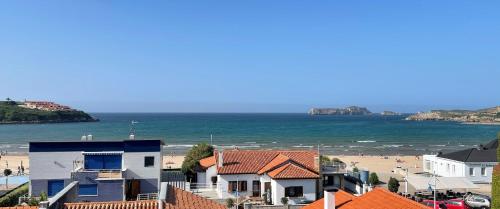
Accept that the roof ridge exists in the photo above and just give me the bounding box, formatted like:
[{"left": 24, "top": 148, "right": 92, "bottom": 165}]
[{"left": 464, "top": 148, "right": 474, "bottom": 162}]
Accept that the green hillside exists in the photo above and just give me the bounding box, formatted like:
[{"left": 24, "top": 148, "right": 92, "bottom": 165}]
[{"left": 0, "top": 101, "right": 97, "bottom": 124}]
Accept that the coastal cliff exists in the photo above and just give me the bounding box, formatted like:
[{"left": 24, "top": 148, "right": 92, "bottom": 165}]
[
  {"left": 406, "top": 106, "right": 500, "bottom": 124},
  {"left": 0, "top": 100, "right": 98, "bottom": 124},
  {"left": 309, "top": 106, "right": 372, "bottom": 115}
]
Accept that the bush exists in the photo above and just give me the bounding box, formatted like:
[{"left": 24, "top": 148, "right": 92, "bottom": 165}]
[
  {"left": 320, "top": 155, "right": 331, "bottom": 165},
  {"left": 225, "top": 198, "right": 235, "bottom": 208},
  {"left": 181, "top": 143, "right": 214, "bottom": 175},
  {"left": 0, "top": 183, "right": 28, "bottom": 207},
  {"left": 369, "top": 172, "right": 380, "bottom": 185},
  {"left": 352, "top": 167, "right": 359, "bottom": 172},
  {"left": 492, "top": 165, "right": 500, "bottom": 209},
  {"left": 388, "top": 177, "right": 400, "bottom": 193},
  {"left": 281, "top": 197, "right": 288, "bottom": 205}
]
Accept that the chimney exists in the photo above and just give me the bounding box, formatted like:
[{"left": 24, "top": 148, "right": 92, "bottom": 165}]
[
  {"left": 324, "top": 189, "right": 337, "bottom": 209},
  {"left": 218, "top": 150, "right": 224, "bottom": 167}
]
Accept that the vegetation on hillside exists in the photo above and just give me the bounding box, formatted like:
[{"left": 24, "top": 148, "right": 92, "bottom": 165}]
[{"left": 0, "top": 101, "right": 96, "bottom": 124}]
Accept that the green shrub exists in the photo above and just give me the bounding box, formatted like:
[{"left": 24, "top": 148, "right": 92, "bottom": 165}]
[
  {"left": 0, "top": 183, "right": 28, "bottom": 207},
  {"left": 369, "top": 172, "right": 380, "bottom": 185},
  {"left": 281, "top": 197, "right": 289, "bottom": 205},
  {"left": 388, "top": 177, "right": 400, "bottom": 193},
  {"left": 492, "top": 166, "right": 500, "bottom": 209},
  {"left": 225, "top": 198, "right": 235, "bottom": 208},
  {"left": 181, "top": 143, "right": 214, "bottom": 175}
]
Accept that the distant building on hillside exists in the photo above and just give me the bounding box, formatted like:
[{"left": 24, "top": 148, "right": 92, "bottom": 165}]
[
  {"left": 422, "top": 139, "right": 498, "bottom": 183},
  {"left": 29, "top": 140, "right": 163, "bottom": 202},
  {"left": 21, "top": 101, "right": 72, "bottom": 111}
]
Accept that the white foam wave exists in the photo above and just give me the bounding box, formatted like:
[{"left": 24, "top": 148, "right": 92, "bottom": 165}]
[{"left": 357, "top": 140, "right": 376, "bottom": 143}]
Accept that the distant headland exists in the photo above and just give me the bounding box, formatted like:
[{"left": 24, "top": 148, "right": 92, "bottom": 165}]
[
  {"left": 0, "top": 99, "right": 98, "bottom": 124},
  {"left": 406, "top": 106, "right": 500, "bottom": 124},
  {"left": 308, "top": 106, "right": 372, "bottom": 115}
]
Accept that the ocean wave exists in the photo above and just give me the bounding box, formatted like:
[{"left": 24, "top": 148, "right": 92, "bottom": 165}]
[
  {"left": 244, "top": 142, "right": 257, "bottom": 144},
  {"left": 430, "top": 145, "right": 446, "bottom": 147},
  {"left": 164, "top": 144, "right": 194, "bottom": 148},
  {"left": 357, "top": 140, "right": 376, "bottom": 143},
  {"left": 349, "top": 145, "right": 364, "bottom": 148},
  {"left": 293, "top": 145, "right": 314, "bottom": 148},
  {"left": 382, "top": 144, "right": 404, "bottom": 148}
]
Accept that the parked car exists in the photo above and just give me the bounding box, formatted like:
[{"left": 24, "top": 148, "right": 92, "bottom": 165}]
[
  {"left": 422, "top": 200, "right": 447, "bottom": 209},
  {"left": 464, "top": 194, "right": 491, "bottom": 209},
  {"left": 444, "top": 199, "right": 471, "bottom": 209}
]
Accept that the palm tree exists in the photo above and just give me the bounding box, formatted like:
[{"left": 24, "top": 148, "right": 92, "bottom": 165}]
[{"left": 3, "top": 169, "right": 12, "bottom": 189}]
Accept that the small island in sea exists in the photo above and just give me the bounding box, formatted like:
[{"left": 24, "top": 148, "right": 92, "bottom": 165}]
[
  {"left": 406, "top": 106, "right": 500, "bottom": 124},
  {"left": 309, "top": 106, "right": 371, "bottom": 115},
  {"left": 0, "top": 99, "right": 98, "bottom": 124}
]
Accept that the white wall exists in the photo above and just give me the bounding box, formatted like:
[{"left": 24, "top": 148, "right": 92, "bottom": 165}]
[
  {"left": 197, "top": 172, "right": 207, "bottom": 186},
  {"left": 271, "top": 179, "right": 317, "bottom": 205},
  {"left": 29, "top": 151, "right": 83, "bottom": 180},
  {"left": 423, "top": 155, "right": 497, "bottom": 183},
  {"left": 217, "top": 174, "right": 260, "bottom": 199},
  {"left": 123, "top": 152, "right": 161, "bottom": 180}
]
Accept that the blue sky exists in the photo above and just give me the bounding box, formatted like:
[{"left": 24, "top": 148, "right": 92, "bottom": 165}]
[{"left": 1, "top": 1, "right": 499, "bottom": 113}]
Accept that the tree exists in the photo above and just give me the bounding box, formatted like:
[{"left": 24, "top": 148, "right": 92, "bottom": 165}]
[
  {"left": 39, "top": 191, "right": 48, "bottom": 201},
  {"left": 320, "top": 155, "right": 331, "bottom": 165},
  {"left": 281, "top": 197, "right": 289, "bottom": 205},
  {"left": 225, "top": 198, "right": 235, "bottom": 208},
  {"left": 181, "top": 143, "right": 214, "bottom": 177},
  {"left": 3, "top": 169, "right": 12, "bottom": 189},
  {"left": 369, "top": 172, "right": 380, "bottom": 185},
  {"left": 352, "top": 167, "right": 359, "bottom": 172},
  {"left": 388, "top": 177, "right": 400, "bottom": 193},
  {"left": 492, "top": 132, "right": 500, "bottom": 209}
]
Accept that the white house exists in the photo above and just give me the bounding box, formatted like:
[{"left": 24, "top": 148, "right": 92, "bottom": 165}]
[
  {"left": 423, "top": 139, "right": 498, "bottom": 183},
  {"left": 197, "top": 149, "right": 320, "bottom": 205}
]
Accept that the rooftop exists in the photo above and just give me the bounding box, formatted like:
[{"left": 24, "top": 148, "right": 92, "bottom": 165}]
[
  {"left": 64, "top": 185, "right": 227, "bottom": 209},
  {"left": 29, "top": 140, "right": 164, "bottom": 153},
  {"left": 437, "top": 139, "right": 498, "bottom": 162},
  {"left": 302, "top": 188, "right": 428, "bottom": 209}
]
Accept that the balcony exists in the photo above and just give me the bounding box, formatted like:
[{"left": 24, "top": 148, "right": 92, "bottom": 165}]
[
  {"left": 321, "top": 162, "right": 347, "bottom": 174},
  {"left": 71, "top": 168, "right": 125, "bottom": 181},
  {"left": 97, "top": 170, "right": 123, "bottom": 179}
]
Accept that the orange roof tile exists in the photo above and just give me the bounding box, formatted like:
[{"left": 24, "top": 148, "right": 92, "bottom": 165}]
[
  {"left": 64, "top": 186, "right": 226, "bottom": 209},
  {"left": 199, "top": 156, "right": 216, "bottom": 170},
  {"left": 267, "top": 163, "right": 319, "bottom": 179},
  {"left": 302, "top": 190, "right": 356, "bottom": 209},
  {"left": 303, "top": 188, "right": 428, "bottom": 209},
  {"left": 165, "top": 186, "right": 227, "bottom": 209},
  {"left": 0, "top": 207, "right": 38, "bottom": 209},
  {"left": 257, "top": 154, "right": 290, "bottom": 174},
  {"left": 217, "top": 150, "right": 318, "bottom": 175}
]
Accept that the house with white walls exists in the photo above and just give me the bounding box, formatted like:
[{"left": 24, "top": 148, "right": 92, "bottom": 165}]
[
  {"left": 422, "top": 139, "right": 498, "bottom": 183},
  {"left": 197, "top": 149, "right": 320, "bottom": 205}
]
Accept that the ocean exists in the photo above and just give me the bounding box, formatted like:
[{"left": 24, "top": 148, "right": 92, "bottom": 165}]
[{"left": 0, "top": 113, "right": 498, "bottom": 155}]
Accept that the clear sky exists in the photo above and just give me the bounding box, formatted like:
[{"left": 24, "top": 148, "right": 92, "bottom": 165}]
[{"left": 1, "top": 1, "right": 499, "bottom": 113}]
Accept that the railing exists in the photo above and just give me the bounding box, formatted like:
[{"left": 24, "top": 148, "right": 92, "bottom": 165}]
[
  {"left": 97, "top": 170, "right": 122, "bottom": 179},
  {"left": 137, "top": 193, "right": 158, "bottom": 201}
]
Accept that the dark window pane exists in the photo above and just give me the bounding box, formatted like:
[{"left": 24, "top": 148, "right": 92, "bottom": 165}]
[{"left": 144, "top": 156, "right": 155, "bottom": 167}]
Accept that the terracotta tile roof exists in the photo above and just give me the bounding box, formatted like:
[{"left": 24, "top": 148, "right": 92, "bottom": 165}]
[
  {"left": 199, "top": 156, "right": 216, "bottom": 170},
  {"left": 267, "top": 163, "right": 319, "bottom": 179},
  {"left": 302, "top": 190, "right": 356, "bottom": 209},
  {"left": 257, "top": 154, "right": 290, "bottom": 174},
  {"left": 65, "top": 200, "right": 158, "bottom": 209},
  {"left": 217, "top": 150, "right": 318, "bottom": 175},
  {"left": 164, "top": 185, "right": 227, "bottom": 209},
  {"left": 302, "top": 188, "right": 428, "bottom": 209},
  {"left": 0, "top": 207, "right": 39, "bottom": 209},
  {"left": 64, "top": 186, "right": 226, "bottom": 209}
]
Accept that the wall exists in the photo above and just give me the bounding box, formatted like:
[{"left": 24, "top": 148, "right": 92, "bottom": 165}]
[
  {"left": 30, "top": 179, "right": 72, "bottom": 197},
  {"left": 423, "top": 155, "right": 498, "bottom": 183},
  {"left": 76, "top": 180, "right": 124, "bottom": 202},
  {"left": 271, "top": 179, "right": 317, "bottom": 205},
  {"left": 29, "top": 152, "right": 82, "bottom": 180},
  {"left": 217, "top": 174, "right": 260, "bottom": 199},
  {"left": 123, "top": 152, "right": 161, "bottom": 180}
]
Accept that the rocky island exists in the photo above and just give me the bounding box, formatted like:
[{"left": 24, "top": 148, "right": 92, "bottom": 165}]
[
  {"left": 0, "top": 99, "right": 98, "bottom": 124},
  {"left": 309, "top": 106, "right": 372, "bottom": 115},
  {"left": 406, "top": 106, "right": 500, "bottom": 124}
]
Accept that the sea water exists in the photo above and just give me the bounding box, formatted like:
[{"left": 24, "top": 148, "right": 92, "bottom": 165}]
[{"left": 0, "top": 113, "right": 498, "bottom": 155}]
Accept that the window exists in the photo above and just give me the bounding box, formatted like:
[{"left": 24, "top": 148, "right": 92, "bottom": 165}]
[
  {"left": 228, "top": 181, "right": 247, "bottom": 192},
  {"left": 144, "top": 156, "right": 155, "bottom": 167},
  {"left": 84, "top": 155, "right": 122, "bottom": 170},
  {"left": 452, "top": 165, "right": 456, "bottom": 175},
  {"left": 211, "top": 176, "right": 218, "bottom": 185},
  {"left": 47, "top": 180, "right": 65, "bottom": 197},
  {"left": 425, "top": 160, "right": 431, "bottom": 170},
  {"left": 284, "top": 186, "right": 303, "bottom": 197},
  {"left": 79, "top": 184, "right": 98, "bottom": 196},
  {"left": 469, "top": 168, "right": 475, "bottom": 176},
  {"left": 481, "top": 167, "right": 486, "bottom": 176}
]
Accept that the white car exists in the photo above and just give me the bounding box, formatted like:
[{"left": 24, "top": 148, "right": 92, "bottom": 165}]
[{"left": 464, "top": 194, "right": 490, "bottom": 209}]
